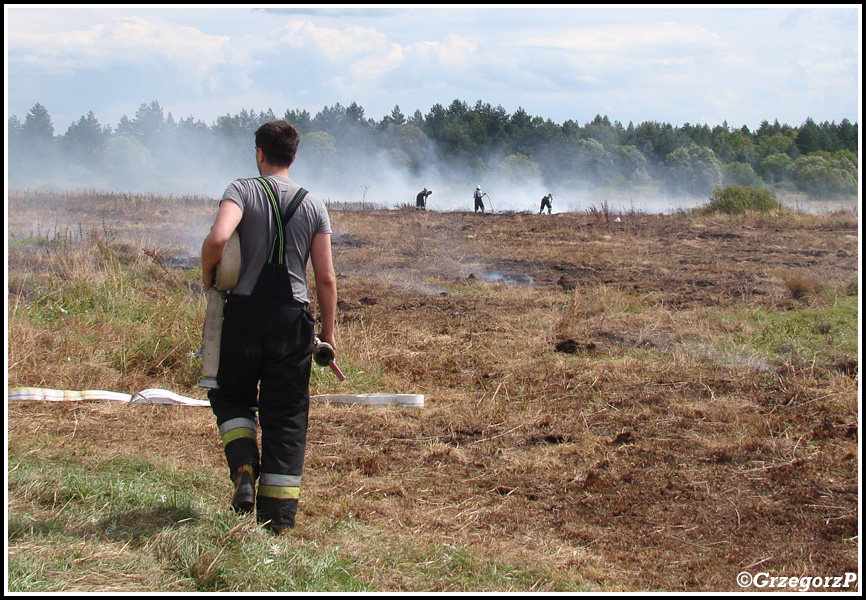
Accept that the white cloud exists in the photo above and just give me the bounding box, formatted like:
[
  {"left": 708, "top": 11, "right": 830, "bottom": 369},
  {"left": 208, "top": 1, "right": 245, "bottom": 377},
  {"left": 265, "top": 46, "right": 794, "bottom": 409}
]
[
  {"left": 353, "top": 43, "right": 405, "bottom": 81},
  {"left": 280, "top": 19, "right": 395, "bottom": 62},
  {"left": 4, "top": 5, "right": 858, "bottom": 132},
  {"left": 275, "top": 19, "right": 479, "bottom": 85},
  {"left": 404, "top": 34, "right": 478, "bottom": 68},
  {"left": 518, "top": 21, "right": 723, "bottom": 57},
  {"left": 274, "top": 20, "right": 483, "bottom": 107},
  {"left": 8, "top": 16, "right": 230, "bottom": 80}
]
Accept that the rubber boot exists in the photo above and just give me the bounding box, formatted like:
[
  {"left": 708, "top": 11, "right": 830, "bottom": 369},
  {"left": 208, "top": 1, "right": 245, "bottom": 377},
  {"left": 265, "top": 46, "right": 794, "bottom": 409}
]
[
  {"left": 257, "top": 496, "right": 298, "bottom": 535},
  {"left": 261, "top": 520, "right": 294, "bottom": 536},
  {"left": 231, "top": 464, "right": 257, "bottom": 514}
]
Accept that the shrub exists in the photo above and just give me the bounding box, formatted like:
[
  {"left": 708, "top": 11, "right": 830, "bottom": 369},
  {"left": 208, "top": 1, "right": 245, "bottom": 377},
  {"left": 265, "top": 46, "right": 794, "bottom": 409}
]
[{"left": 704, "top": 185, "right": 781, "bottom": 215}]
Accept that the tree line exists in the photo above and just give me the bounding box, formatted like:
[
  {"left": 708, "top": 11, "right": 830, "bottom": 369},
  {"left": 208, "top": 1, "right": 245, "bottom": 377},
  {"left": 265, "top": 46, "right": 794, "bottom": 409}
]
[{"left": 7, "top": 100, "right": 858, "bottom": 198}]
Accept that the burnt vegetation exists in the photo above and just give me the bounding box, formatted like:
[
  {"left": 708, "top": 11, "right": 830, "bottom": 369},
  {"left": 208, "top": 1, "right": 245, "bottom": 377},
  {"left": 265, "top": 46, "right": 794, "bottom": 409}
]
[{"left": 6, "top": 190, "right": 859, "bottom": 592}]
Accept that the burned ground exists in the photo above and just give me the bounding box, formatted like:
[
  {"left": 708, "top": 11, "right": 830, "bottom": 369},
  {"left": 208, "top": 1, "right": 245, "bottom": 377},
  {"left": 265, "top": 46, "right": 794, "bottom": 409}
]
[
  {"left": 7, "top": 200, "right": 860, "bottom": 592},
  {"left": 317, "top": 210, "right": 859, "bottom": 590}
]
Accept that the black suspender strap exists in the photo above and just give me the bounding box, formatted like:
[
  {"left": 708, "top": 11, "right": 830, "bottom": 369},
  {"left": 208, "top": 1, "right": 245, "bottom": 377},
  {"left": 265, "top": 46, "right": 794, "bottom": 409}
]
[
  {"left": 283, "top": 186, "right": 309, "bottom": 223},
  {"left": 256, "top": 177, "right": 309, "bottom": 265}
]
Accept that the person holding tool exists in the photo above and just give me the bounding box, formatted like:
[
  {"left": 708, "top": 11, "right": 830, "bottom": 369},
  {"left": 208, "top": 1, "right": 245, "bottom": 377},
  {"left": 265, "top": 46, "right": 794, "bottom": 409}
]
[
  {"left": 473, "top": 184, "right": 488, "bottom": 213},
  {"left": 201, "top": 119, "right": 337, "bottom": 534},
  {"left": 416, "top": 187, "right": 432, "bottom": 209}
]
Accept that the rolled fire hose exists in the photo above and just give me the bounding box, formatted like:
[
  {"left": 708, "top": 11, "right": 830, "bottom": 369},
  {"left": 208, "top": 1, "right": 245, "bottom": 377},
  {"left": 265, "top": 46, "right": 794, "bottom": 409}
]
[{"left": 197, "top": 231, "right": 241, "bottom": 389}]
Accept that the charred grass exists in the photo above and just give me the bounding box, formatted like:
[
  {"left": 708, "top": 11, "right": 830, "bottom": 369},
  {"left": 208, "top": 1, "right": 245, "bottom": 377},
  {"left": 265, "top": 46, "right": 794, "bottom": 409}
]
[{"left": 6, "top": 192, "right": 860, "bottom": 592}]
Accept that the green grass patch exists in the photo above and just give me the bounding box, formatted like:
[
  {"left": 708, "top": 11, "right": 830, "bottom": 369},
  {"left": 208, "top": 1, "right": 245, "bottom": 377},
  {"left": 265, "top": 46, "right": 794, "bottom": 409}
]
[
  {"left": 722, "top": 295, "right": 858, "bottom": 371},
  {"left": 7, "top": 442, "right": 372, "bottom": 593},
  {"left": 310, "top": 361, "right": 386, "bottom": 392},
  {"left": 8, "top": 439, "right": 574, "bottom": 592}
]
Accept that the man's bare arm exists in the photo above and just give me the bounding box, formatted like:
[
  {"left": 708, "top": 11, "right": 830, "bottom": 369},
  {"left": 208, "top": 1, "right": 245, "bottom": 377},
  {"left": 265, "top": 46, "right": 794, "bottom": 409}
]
[{"left": 310, "top": 232, "right": 337, "bottom": 349}]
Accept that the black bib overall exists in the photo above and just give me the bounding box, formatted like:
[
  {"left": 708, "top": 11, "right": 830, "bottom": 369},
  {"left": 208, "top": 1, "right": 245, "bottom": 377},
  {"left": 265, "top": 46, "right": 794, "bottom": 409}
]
[{"left": 208, "top": 180, "right": 314, "bottom": 529}]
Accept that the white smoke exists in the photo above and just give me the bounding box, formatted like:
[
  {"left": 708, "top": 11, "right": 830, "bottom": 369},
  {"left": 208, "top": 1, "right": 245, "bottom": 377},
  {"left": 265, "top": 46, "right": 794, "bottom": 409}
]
[{"left": 8, "top": 117, "right": 854, "bottom": 217}]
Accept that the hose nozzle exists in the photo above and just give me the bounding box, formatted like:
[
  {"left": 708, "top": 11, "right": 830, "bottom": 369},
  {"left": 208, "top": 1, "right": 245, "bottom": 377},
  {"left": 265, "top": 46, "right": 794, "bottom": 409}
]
[
  {"left": 313, "top": 339, "right": 335, "bottom": 367},
  {"left": 314, "top": 336, "right": 346, "bottom": 381}
]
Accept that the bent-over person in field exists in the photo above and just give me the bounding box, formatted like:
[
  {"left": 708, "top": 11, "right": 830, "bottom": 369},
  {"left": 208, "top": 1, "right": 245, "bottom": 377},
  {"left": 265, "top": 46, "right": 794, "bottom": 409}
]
[
  {"left": 416, "top": 187, "right": 432, "bottom": 209},
  {"left": 539, "top": 192, "right": 553, "bottom": 214}
]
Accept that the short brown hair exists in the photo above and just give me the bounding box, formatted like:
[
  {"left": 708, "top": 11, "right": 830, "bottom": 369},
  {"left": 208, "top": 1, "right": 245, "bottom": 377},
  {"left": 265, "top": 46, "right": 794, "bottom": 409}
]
[{"left": 255, "top": 120, "right": 300, "bottom": 167}]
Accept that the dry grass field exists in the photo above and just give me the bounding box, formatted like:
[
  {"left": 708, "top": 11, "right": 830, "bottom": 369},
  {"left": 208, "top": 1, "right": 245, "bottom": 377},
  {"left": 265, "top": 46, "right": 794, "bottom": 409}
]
[{"left": 6, "top": 190, "right": 860, "bottom": 592}]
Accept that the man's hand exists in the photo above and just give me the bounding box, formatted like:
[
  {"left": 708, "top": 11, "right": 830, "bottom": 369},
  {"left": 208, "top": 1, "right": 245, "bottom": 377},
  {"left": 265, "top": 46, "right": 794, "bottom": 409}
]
[
  {"left": 202, "top": 265, "right": 216, "bottom": 290},
  {"left": 317, "top": 331, "right": 337, "bottom": 352}
]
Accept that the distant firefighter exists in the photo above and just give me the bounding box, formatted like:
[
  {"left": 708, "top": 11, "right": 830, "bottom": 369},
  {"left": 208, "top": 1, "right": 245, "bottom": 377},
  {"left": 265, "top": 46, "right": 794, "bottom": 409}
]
[
  {"left": 539, "top": 192, "right": 553, "bottom": 214},
  {"left": 473, "top": 185, "right": 488, "bottom": 213},
  {"left": 416, "top": 187, "right": 432, "bottom": 209}
]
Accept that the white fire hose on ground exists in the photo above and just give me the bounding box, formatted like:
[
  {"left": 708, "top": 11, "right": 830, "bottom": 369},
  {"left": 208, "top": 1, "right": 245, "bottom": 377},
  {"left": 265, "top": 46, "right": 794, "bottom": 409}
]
[
  {"left": 9, "top": 231, "right": 423, "bottom": 409},
  {"left": 7, "top": 387, "right": 424, "bottom": 408},
  {"left": 7, "top": 387, "right": 212, "bottom": 406}
]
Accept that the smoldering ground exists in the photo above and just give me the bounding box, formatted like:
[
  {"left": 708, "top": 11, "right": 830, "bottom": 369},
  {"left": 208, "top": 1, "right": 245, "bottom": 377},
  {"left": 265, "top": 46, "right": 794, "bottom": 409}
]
[{"left": 7, "top": 195, "right": 859, "bottom": 592}]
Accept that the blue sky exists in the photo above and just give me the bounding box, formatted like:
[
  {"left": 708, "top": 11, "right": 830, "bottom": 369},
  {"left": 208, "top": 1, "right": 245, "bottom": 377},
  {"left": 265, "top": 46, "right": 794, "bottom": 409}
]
[{"left": 5, "top": 4, "right": 861, "bottom": 134}]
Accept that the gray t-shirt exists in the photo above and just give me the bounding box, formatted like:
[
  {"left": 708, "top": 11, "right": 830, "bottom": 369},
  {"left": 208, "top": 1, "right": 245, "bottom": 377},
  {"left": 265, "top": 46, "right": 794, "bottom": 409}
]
[{"left": 221, "top": 175, "right": 332, "bottom": 302}]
